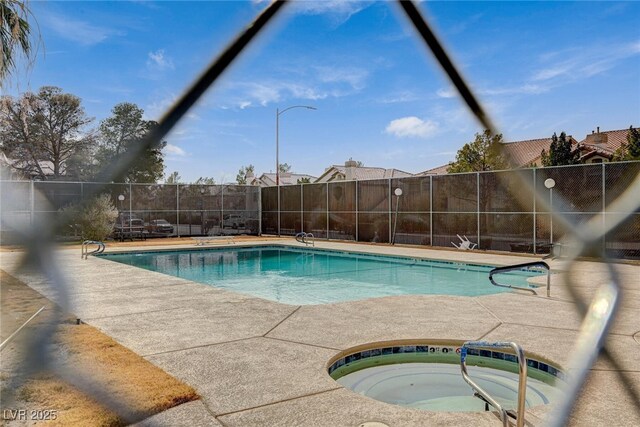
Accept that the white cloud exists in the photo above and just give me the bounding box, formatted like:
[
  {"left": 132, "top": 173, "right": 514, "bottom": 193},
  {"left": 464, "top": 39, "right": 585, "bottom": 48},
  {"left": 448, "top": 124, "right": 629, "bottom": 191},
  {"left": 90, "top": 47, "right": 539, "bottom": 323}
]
[
  {"left": 436, "top": 87, "right": 456, "bottom": 99},
  {"left": 43, "top": 13, "right": 123, "bottom": 46},
  {"left": 147, "top": 49, "right": 174, "bottom": 70},
  {"left": 290, "top": 1, "right": 372, "bottom": 26},
  {"left": 532, "top": 41, "right": 640, "bottom": 82},
  {"left": 378, "top": 91, "right": 420, "bottom": 104},
  {"left": 314, "top": 66, "right": 368, "bottom": 90},
  {"left": 163, "top": 143, "right": 186, "bottom": 156},
  {"left": 385, "top": 117, "right": 439, "bottom": 139}
]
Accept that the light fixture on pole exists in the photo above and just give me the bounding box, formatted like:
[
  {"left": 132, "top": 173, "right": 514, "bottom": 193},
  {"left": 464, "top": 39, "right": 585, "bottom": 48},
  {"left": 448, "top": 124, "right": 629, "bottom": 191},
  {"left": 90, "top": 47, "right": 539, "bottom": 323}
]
[
  {"left": 118, "top": 194, "right": 125, "bottom": 232},
  {"left": 275, "top": 105, "right": 316, "bottom": 236},
  {"left": 392, "top": 188, "right": 403, "bottom": 245},
  {"left": 544, "top": 178, "right": 556, "bottom": 245}
]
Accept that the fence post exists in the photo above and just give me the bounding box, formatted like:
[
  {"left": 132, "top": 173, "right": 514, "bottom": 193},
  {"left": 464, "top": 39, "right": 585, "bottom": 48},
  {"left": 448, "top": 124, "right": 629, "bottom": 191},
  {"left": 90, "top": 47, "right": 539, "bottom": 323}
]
[
  {"left": 388, "top": 178, "right": 392, "bottom": 243},
  {"left": 176, "top": 184, "right": 180, "bottom": 237},
  {"left": 221, "top": 185, "right": 225, "bottom": 235},
  {"left": 602, "top": 162, "right": 606, "bottom": 254},
  {"left": 355, "top": 180, "right": 359, "bottom": 242},
  {"left": 326, "top": 183, "right": 329, "bottom": 240},
  {"left": 477, "top": 172, "right": 481, "bottom": 248},
  {"left": 300, "top": 184, "right": 303, "bottom": 233},
  {"left": 258, "top": 187, "right": 262, "bottom": 236},
  {"left": 533, "top": 168, "right": 537, "bottom": 255},
  {"left": 430, "top": 175, "right": 433, "bottom": 246},
  {"left": 30, "top": 180, "right": 35, "bottom": 226}
]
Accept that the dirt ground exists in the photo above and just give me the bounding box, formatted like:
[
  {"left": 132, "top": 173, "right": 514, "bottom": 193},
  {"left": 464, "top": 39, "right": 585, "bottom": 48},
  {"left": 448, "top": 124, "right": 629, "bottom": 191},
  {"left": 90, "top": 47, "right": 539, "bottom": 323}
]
[{"left": 0, "top": 270, "right": 198, "bottom": 426}]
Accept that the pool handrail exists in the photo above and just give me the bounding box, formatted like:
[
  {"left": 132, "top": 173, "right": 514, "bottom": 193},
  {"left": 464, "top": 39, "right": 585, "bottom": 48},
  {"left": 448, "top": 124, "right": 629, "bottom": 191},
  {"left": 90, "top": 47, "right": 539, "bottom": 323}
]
[
  {"left": 460, "top": 340, "right": 527, "bottom": 427},
  {"left": 489, "top": 261, "right": 551, "bottom": 297},
  {"left": 295, "top": 232, "right": 315, "bottom": 246},
  {"left": 81, "top": 240, "right": 106, "bottom": 259}
]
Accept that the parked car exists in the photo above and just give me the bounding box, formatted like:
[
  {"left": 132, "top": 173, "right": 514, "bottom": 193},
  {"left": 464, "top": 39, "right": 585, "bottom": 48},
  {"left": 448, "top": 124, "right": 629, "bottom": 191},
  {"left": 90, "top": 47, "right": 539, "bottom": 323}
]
[
  {"left": 222, "top": 214, "right": 245, "bottom": 229},
  {"left": 146, "top": 219, "right": 174, "bottom": 235},
  {"left": 112, "top": 213, "right": 146, "bottom": 241}
]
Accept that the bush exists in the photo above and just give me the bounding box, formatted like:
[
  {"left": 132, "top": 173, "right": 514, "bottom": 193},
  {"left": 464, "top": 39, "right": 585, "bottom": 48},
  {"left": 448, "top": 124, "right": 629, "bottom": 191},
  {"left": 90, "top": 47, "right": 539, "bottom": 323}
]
[{"left": 61, "top": 194, "right": 118, "bottom": 241}]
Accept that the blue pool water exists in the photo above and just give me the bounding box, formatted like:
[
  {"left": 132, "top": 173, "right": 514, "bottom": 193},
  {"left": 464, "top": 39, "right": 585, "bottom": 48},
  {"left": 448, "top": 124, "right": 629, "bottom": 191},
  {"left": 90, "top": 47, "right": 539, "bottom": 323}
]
[{"left": 101, "top": 246, "right": 541, "bottom": 305}]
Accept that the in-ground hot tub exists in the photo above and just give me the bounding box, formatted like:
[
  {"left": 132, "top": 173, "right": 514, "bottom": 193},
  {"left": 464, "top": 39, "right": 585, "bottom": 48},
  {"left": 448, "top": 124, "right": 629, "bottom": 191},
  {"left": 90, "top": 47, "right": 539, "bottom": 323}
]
[{"left": 328, "top": 340, "right": 566, "bottom": 412}]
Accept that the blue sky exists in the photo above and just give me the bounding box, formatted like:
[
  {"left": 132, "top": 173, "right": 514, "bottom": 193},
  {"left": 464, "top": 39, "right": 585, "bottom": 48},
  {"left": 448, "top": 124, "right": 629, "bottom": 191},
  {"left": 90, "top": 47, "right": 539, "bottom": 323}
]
[{"left": 9, "top": 1, "right": 640, "bottom": 182}]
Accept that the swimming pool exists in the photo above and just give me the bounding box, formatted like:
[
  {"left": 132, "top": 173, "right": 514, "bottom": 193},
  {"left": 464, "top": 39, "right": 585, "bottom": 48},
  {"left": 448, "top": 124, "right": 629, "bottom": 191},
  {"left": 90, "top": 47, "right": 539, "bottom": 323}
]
[{"left": 101, "top": 246, "right": 542, "bottom": 305}]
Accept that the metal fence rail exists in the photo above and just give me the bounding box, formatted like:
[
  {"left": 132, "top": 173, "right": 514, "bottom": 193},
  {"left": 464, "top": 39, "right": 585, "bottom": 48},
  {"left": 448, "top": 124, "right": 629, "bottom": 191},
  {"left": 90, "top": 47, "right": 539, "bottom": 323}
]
[{"left": 261, "top": 161, "right": 640, "bottom": 259}]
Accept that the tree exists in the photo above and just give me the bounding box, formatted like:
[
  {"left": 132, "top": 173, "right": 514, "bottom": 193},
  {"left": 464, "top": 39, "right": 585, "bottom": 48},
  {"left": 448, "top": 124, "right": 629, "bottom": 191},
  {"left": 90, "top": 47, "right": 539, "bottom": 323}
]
[
  {"left": 194, "top": 176, "right": 215, "bottom": 185},
  {"left": 96, "top": 102, "right": 166, "bottom": 183},
  {"left": 612, "top": 126, "right": 640, "bottom": 161},
  {"left": 0, "top": 86, "right": 95, "bottom": 180},
  {"left": 60, "top": 193, "right": 118, "bottom": 241},
  {"left": 356, "top": 160, "right": 364, "bottom": 167},
  {"left": 278, "top": 163, "right": 291, "bottom": 173},
  {"left": 165, "top": 171, "right": 181, "bottom": 184},
  {"left": 236, "top": 164, "right": 254, "bottom": 185},
  {"left": 1, "top": 0, "right": 34, "bottom": 83},
  {"left": 297, "top": 177, "right": 311, "bottom": 184},
  {"left": 541, "top": 132, "right": 580, "bottom": 166},
  {"left": 447, "top": 130, "right": 507, "bottom": 173}
]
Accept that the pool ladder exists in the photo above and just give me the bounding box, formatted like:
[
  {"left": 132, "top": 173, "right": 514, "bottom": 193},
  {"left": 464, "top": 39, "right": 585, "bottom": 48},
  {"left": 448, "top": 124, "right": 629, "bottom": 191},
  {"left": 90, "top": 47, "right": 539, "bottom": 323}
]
[
  {"left": 81, "top": 240, "right": 105, "bottom": 259},
  {"left": 489, "top": 261, "right": 551, "bottom": 297},
  {"left": 460, "top": 341, "right": 528, "bottom": 427},
  {"left": 295, "top": 232, "right": 315, "bottom": 247}
]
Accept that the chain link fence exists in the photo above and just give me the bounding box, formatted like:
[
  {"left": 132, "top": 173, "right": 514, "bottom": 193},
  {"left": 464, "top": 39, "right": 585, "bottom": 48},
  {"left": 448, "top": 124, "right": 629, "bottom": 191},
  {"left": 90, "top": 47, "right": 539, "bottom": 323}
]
[
  {"left": 1, "top": 1, "right": 639, "bottom": 426},
  {"left": 261, "top": 161, "right": 640, "bottom": 259}
]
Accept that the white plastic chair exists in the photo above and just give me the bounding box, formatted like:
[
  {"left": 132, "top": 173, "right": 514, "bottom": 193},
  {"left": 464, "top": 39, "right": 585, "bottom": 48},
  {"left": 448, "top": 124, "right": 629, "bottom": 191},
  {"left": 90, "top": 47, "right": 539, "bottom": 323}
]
[{"left": 451, "top": 234, "right": 477, "bottom": 250}]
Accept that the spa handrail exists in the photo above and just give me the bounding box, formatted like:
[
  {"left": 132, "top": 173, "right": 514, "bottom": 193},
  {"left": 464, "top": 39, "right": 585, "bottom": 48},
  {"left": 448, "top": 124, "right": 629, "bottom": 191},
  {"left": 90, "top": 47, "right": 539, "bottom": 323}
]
[
  {"left": 460, "top": 341, "right": 527, "bottom": 427},
  {"left": 82, "top": 240, "right": 106, "bottom": 259},
  {"left": 489, "top": 261, "right": 551, "bottom": 297}
]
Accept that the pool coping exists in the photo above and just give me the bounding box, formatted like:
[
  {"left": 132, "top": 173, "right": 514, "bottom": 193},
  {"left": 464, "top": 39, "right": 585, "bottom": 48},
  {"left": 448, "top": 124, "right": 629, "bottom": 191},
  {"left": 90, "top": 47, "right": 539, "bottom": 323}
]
[{"left": 1, "top": 237, "right": 639, "bottom": 426}]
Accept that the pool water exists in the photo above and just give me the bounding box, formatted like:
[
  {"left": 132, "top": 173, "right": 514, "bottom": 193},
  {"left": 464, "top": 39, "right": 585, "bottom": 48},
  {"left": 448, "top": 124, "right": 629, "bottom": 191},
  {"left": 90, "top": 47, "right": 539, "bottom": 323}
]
[
  {"left": 101, "top": 246, "right": 542, "bottom": 305},
  {"left": 336, "top": 363, "right": 562, "bottom": 412}
]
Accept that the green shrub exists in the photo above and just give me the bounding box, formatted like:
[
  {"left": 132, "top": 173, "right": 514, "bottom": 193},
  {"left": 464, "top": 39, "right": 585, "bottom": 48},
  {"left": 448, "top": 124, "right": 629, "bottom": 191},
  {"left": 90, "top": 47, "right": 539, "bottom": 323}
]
[{"left": 61, "top": 194, "right": 118, "bottom": 241}]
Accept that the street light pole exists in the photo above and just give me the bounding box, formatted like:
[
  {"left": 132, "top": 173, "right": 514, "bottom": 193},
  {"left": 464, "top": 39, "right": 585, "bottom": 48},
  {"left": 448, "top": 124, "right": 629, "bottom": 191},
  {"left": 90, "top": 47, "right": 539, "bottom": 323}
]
[
  {"left": 392, "top": 188, "right": 403, "bottom": 245},
  {"left": 544, "top": 178, "right": 556, "bottom": 247},
  {"left": 275, "top": 105, "right": 316, "bottom": 236}
]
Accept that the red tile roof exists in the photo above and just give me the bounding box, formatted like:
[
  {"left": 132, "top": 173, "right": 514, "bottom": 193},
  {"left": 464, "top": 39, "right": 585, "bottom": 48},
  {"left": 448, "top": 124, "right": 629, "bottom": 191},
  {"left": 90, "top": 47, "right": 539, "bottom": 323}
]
[{"left": 578, "top": 128, "right": 630, "bottom": 154}]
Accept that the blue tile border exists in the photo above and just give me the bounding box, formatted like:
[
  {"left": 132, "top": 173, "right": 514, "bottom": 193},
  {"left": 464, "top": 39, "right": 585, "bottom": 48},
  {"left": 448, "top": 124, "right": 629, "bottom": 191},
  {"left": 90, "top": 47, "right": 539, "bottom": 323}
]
[{"left": 328, "top": 344, "right": 566, "bottom": 380}]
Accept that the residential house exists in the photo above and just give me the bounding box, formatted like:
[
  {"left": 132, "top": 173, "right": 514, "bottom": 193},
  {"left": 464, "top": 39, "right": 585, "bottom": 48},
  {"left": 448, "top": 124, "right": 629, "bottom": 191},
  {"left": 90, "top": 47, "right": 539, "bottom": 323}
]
[
  {"left": 250, "top": 171, "right": 317, "bottom": 187},
  {"left": 576, "top": 127, "right": 629, "bottom": 163},
  {"left": 315, "top": 159, "right": 413, "bottom": 183},
  {"left": 417, "top": 127, "right": 632, "bottom": 175}
]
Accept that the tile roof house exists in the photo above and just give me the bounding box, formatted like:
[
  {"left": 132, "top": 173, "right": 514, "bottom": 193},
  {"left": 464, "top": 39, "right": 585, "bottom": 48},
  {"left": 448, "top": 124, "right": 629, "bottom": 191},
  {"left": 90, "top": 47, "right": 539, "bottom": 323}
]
[
  {"left": 250, "top": 172, "right": 317, "bottom": 187},
  {"left": 576, "top": 127, "right": 629, "bottom": 163},
  {"left": 417, "top": 127, "right": 634, "bottom": 175},
  {"left": 417, "top": 164, "right": 451, "bottom": 176},
  {"left": 315, "top": 159, "right": 413, "bottom": 183}
]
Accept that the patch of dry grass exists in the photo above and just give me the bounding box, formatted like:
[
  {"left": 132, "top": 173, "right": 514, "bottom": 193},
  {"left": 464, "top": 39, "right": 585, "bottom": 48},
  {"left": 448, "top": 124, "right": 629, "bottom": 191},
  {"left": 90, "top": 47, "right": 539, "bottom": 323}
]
[{"left": 1, "top": 271, "right": 198, "bottom": 426}]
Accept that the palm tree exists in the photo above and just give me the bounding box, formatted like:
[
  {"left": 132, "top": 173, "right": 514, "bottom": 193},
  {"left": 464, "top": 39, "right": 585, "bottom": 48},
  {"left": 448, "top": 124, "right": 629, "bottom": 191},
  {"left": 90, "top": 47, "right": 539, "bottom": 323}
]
[{"left": 1, "top": 0, "right": 32, "bottom": 82}]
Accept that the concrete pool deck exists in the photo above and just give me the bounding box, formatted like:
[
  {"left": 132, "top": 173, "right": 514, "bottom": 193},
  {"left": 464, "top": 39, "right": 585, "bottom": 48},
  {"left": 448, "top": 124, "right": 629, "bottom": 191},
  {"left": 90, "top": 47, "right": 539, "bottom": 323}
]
[{"left": 1, "top": 238, "right": 638, "bottom": 426}]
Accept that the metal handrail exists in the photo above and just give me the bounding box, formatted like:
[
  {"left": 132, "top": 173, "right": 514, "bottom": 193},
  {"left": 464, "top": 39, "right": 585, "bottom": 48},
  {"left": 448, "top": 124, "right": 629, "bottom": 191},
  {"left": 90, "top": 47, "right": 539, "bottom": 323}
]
[
  {"left": 81, "top": 240, "right": 105, "bottom": 259},
  {"left": 305, "top": 233, "right": 315, "bottom": 247},
  {"left": 295, "top": 232, "right": 315, "bottom": 247},
  {"left": 460, "top": 341, "right": 528, "bottom": 427},
  {"left": 489, "top": 261, "right": 551, "bottom": 297}
]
